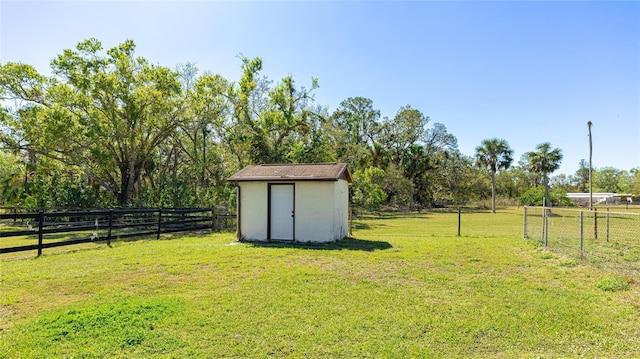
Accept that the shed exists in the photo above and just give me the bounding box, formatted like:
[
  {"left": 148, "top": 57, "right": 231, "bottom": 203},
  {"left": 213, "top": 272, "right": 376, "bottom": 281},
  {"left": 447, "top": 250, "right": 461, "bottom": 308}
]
[{"left": 228, "top": 163, "right": 353, "bottom": 243}]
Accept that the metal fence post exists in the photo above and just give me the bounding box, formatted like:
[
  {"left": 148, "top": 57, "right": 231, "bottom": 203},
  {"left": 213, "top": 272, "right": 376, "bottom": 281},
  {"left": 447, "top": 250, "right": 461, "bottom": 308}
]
[
  {"left": 544, "top": 209, "right": 549, "bottom": 247},
  {"left": 594, "top": 208, "right": 598, "bottom": 240},
  {"left": 606, "top": 207, "right": 610, "bottom": 242},
  {"left": 580, "top": 210, "right": 584, "bottom": 259},
  {"left": 350, "top": 208, "right": 354, "bottom": 236},
  {"left": 523, "top": 206, "right": 528, "bottom": 239},
  {"left": 541, "top": 207, "right": 546, "bottom": 244},
  {"left": 37, "top": 210, "right": 44, "bottom": 256}
]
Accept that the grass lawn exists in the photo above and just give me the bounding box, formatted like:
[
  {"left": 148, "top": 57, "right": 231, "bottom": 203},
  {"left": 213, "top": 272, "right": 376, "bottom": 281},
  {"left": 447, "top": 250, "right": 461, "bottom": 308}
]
[{"left": 1, "top": 208, "right": 639, "bottom": 358}]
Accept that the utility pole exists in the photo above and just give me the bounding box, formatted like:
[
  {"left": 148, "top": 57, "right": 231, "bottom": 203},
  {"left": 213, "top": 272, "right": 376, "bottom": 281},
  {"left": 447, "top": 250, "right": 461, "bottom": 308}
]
[{"left": 588, "top": 121, "right": 593, "bottom": 211}]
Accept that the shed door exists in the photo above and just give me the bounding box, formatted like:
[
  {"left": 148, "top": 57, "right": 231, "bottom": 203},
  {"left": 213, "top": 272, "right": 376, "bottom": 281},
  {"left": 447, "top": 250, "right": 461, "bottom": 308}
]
[{"left": 270, "top": 184, "right": 294, "bottom": 240}]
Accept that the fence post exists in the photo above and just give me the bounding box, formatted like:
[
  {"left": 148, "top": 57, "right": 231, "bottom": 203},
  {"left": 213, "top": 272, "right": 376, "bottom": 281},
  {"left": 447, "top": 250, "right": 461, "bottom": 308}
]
[
  {"left": 544, "top": 208, "right": 548, "bottom": 247},
  {"left": 580, "top": 210, "right": 584, "bottom": 259},
  {"left": 523, "top": 206, "right": 528, "bottom": 239},
  {"left": 156, "top": 208, "right": 163, "bottom": 240},
  {"left": 606, "top": 207, "right": 610, "bottom": 242},
  {"left": 541, "top": 207, "right": 546, "bottom": 244},
  {"left": 594, "top": 208, "right": 598, "bottom": 240},
  {"left": 37, "top": 210, "right": 44, "bottom": 257},
  {"left": 457, "top": 207, "right": 461, "bottom": 237},
  {"left": 107, "top": 209, "right": 113, "bottom": 246},
  {"left": 349, "top": 208, "right": 353, "bottom": 236},
  {"left": 211, "top": 207, "right": 218, "bottom": 232},
  {"left": 93, "top": 215, "right": 99, "bottom": 241}
]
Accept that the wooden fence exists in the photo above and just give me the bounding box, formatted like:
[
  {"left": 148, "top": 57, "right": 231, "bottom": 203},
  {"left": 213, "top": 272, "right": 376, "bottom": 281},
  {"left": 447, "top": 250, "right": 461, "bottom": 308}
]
[{"left": 1, "top": 208, "right": 236, "bottom": 256}]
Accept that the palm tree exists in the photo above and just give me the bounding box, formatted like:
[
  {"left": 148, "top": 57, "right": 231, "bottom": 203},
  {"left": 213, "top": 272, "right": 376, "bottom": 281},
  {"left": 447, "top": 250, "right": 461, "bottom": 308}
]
[
  {"left": 524, "top": 142, "right": 563, "bottom": 207},
  {"left": 475, "top": 138, "right": 514, "bottom": 213}
]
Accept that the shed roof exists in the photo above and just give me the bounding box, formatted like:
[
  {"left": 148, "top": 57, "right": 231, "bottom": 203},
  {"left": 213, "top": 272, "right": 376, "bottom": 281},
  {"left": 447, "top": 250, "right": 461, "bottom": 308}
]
[{"left": 228, "top": 163, "right": 353, "bottom": 184}]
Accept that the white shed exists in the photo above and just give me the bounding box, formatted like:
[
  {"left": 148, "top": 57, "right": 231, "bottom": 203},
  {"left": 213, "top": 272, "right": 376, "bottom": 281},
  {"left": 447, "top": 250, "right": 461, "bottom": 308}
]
[{"left": 228, "top": 163, "right": 353, "bottom": 243}]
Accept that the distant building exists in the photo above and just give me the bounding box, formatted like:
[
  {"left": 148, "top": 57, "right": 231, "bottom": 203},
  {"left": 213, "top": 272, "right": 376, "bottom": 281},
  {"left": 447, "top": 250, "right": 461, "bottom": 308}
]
[{"left": 566, "top": 193, "right": 634, "bottom": 206}]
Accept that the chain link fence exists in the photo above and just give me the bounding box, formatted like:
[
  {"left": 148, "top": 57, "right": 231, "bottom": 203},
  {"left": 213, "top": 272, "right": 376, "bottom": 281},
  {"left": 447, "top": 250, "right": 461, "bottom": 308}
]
[{"left": 523, "top": 206, "right": 640, "bottom": 277}]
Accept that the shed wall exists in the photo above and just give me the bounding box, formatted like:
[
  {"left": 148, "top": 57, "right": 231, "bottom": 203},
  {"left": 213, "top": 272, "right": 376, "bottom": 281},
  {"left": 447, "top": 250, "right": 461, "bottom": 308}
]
[
  {"left": 295, "top": 182, "right": 334, "bottom": 242},
  {"left": 333, "top": 179, "right": 350, "bottom": 240},
  {"left": 238, "top": 182, "right": 268, "bottom": 241}
]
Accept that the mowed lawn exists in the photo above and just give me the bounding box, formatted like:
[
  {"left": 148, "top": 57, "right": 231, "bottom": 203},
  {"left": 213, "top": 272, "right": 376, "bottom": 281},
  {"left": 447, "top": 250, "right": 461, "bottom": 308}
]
[{"left": 1, "top": 208, "right": 639, "bottom": 358}]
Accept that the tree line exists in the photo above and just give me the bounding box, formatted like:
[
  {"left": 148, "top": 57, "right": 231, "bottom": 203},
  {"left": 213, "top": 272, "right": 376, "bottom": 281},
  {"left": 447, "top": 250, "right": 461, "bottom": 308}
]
[{"left": 1, "top": 39, "right": 639, "bottom": 211}]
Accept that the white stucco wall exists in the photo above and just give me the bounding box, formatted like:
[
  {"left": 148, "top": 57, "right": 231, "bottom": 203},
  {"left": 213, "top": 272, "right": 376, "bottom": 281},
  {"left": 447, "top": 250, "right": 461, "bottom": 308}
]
[
  {"left": 295, "top": 182, "right": 334, "bottom": 242},
  {"left": 333, "top": 179, "right": 350, "bottom": 240},
  {"left": 238, "top": 182, "right": 268, "bottom": 241}
]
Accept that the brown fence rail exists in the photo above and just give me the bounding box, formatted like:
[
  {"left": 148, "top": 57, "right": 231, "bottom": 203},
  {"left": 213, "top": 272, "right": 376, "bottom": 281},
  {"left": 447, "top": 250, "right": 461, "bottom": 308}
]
[{"left": 1, "top": 208, "right": 234, "bottom": 256}]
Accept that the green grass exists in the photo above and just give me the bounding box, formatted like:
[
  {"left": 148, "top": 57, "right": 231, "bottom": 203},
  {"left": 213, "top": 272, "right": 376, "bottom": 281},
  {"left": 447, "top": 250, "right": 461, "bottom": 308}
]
[
  {"left": 1, "top": 208, "right": 639, "bottom": 358},
  {"left": 596, "top": 276, "right": 631, "bottom": 292}
]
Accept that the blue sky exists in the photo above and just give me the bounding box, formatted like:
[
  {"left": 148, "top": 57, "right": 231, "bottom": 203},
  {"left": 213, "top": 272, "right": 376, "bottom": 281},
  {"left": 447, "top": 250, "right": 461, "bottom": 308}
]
[{"left": 1, "top": 1, "right": 639, "bottom": 176}]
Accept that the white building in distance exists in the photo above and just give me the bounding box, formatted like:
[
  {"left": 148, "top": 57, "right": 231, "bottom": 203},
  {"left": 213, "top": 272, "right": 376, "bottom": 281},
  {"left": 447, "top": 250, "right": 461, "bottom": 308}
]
[{"left": 566, "top": 193, "right": 634, "bottom": 206}]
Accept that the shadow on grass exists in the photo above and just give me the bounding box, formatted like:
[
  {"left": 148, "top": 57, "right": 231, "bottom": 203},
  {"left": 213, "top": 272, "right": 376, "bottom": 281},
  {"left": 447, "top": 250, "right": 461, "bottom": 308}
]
[
  {"left": 355, "top": 212, "right": 432, "bottom": 220},
  {"left": 0, "top": 230, "right": 204, "bottom": 260},
  {"left": 356, "top": 207, "right": 516, "bottom": 216},
  {"left": 351, "top": 220, "right": 398, "bottom": 231},
  {"left": 353, "top": 222, "right": 371, "bottom": 230},
  {"left": 245, "top": 237, "right": 392, "bottom": 252}
]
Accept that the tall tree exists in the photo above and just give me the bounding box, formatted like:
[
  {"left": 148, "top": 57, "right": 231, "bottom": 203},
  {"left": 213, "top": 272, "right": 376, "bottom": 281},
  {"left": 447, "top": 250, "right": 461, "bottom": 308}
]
[
  {"left": 573, "top": 159, "right": 590, "bottom": 192},
  {"left": 434, "top": 151, "right": 483, "bottom": 206},
  {"left": 225, "top": 56, "right": 267, "bottom": 167},
  {"left": 496, "top": 166, "right": 530, "bottom": 201},
  {"left": 593, "top": 167, "right": 624, "bottom": 193},
  {"left": 156, "top": 64, "right": 231, "bottom": 207},
  {"left": 630, "top": 167, "right": 640, "bottom": 197},
  {"left": 261, "top": 75, "right": 321, "bottom": 163},
  {"left": 475, "top": 138, "right": 513, "bottom": 213},
  {"left": 551, "top": 174, "right": 574, "bottom": 193},
  {"left": 524, "top": 142, "right": 563, "bottom": 207},
  {"left": 381, "top": 105, "right": 428, "bottom": 166},
  {"left": 1, "top": 38, "right": 185, "bottom": 205},
  {"left": 422, "top": 122, "right": 457, "bottom": 156},
  {"left": 401, "top": 144, "right": 430, "bottom": 209},
  {"left": 330, "top": 97, "right": 382, "bottom": 171},
  {"left": 0, "top": 151, "right": 25, "bottom": 205}
]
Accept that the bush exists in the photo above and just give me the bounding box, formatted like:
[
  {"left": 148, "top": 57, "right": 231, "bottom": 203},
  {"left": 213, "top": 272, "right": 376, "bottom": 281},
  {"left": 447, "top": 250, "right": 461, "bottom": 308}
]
[
  {"left": 352, "top": 167, "right": 387, "bottom": 210},
  {"left": 596, "top": 276, "right": 630, "bottom": 292},
  {"left": 519, "top": 186, "right": 573, "bottom": 207}
]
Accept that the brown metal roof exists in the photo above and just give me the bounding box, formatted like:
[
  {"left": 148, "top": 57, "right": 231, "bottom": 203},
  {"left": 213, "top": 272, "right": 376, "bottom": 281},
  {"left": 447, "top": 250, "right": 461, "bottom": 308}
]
[{"left": 228, "top": 163, "right": 353, "bottom": 183}]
